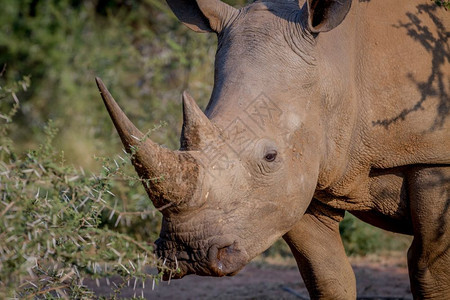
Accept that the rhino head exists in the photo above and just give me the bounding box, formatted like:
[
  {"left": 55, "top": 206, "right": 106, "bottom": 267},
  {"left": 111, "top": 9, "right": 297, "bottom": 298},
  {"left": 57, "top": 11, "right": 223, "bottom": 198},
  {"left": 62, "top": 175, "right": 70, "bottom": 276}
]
[{"left": 97, "top": 0, "right": 351, "bottom": 279}]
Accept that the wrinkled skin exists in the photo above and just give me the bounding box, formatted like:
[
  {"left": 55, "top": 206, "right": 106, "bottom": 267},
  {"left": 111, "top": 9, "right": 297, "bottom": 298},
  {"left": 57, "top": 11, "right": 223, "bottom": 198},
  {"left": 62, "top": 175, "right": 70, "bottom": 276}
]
[{"left": 97, "top": 0, "right": 450, "bottom": 299}]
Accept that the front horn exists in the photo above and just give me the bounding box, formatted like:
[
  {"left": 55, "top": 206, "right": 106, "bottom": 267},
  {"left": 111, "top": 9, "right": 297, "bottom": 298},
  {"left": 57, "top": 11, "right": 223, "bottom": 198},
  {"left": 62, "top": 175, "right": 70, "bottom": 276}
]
[{"left": 96, "top": 77, "right": 200, "bottom": 210}]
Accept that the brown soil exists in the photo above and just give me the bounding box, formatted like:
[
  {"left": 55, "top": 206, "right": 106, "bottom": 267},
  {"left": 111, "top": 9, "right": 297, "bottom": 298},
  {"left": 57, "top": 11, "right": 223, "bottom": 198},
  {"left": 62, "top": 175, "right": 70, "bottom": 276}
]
[{"left": 88, "top": 252, "right": 412, "bottom": 299}]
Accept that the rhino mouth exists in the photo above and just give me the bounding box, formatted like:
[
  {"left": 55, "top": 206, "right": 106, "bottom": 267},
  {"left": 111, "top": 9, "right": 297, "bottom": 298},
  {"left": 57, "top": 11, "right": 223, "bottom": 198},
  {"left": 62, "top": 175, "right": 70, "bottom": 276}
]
[{"left": 156, "top": 236, "right": 249, "bottom": 280}]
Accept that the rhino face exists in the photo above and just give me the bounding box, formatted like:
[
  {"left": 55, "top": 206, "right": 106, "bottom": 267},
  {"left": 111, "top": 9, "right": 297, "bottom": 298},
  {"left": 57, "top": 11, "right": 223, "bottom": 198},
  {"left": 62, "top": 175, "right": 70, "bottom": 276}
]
[
  {"left": 97, "top": 0, "right": 351, "bottom": 279},
  {"left": 156, "top": 121, "right": 321, "bottom": 278}
]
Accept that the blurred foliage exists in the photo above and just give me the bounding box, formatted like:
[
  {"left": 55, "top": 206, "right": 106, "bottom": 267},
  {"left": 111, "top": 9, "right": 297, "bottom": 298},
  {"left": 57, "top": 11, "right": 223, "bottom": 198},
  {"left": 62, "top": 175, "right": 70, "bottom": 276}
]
[
  {"left": 434, "top": 0, "right": 450, "bottom": 10},
  {"left": 263, "top": 213, "right": 411, "bottom": 260},
  {"left": 339, "top": 213, "right": 411, "bottom": 256},
  {"left": 263, "top": 239, "right": 293, "bottom": 258},
  {"left": 0, "top": 74, "right": 172, "bottom": 298},
  {"left": 0, "top": 0, "right": 248, "bottom": 168}
]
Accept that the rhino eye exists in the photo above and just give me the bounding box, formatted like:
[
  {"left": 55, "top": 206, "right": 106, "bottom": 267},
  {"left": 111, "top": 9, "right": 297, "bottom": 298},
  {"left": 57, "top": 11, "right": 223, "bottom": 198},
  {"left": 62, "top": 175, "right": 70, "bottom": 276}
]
[{"left": 264, "top": 150, "right": 277, "bottom": 162}]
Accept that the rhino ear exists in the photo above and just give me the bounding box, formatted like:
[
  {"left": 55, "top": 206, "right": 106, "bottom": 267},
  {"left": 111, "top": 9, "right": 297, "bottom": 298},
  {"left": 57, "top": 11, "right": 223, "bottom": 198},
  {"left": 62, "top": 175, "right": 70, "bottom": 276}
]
[
  {"left": 166, "top": 0, "right": 238, "bottom": 33},
  {"left": 305, "top": 0, "right": 352, "bottom": 33}
]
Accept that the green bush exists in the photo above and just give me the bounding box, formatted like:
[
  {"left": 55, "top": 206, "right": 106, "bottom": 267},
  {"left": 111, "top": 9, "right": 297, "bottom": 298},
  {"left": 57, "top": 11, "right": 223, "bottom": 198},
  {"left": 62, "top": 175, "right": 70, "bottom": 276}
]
[
  {"left": 340, "top": 213, "right": 411, "bottom": 256},
  {"left": 0, "top": 74, "right": 169, "bottom": 298},
  {"left": 261, "top": 213, "right": 411, "bottom": 261},
  {"left": 0, "top": 0, "right": 218, "bottom": 167},
  {"left": 434, "top": 0, "right": 450, "bottom": 10}
]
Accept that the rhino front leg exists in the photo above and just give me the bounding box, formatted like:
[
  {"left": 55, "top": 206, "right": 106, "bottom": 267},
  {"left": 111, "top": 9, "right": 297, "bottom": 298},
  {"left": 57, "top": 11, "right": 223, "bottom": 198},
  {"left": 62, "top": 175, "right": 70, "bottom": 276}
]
[
  {"left": 407, "top": 166, "right": 450, "bottom": 299},
  {"left": 283, "top": 200, "right": 356, "bottom": 300}
]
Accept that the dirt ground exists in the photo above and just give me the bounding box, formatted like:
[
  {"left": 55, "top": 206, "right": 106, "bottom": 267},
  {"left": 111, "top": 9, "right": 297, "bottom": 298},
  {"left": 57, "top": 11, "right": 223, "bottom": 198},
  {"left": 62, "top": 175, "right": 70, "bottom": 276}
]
[{"left": 88, "top": 252, "right": 412, "bottom": 299}]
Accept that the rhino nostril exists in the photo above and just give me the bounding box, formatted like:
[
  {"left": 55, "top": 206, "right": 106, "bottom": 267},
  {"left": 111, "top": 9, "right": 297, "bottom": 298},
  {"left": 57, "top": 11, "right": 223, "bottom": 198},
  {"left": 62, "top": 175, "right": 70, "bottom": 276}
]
[
  {"left": 207, "top": 236, "right": 249, "bottom": 276},
  {"left": 217, "top": 244, "right": 238, "bottom": 272},
  {"left": 217, "top": 244, "right": 234, "bottom": 259},
  {"left": 208, "top": 242, "right": 242, "bottom": 276}
]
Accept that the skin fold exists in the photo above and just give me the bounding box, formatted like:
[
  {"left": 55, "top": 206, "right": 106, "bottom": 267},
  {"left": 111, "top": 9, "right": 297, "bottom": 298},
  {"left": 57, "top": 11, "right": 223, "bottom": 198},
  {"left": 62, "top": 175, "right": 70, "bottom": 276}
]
[{"left": 98, "top": 0, "right": 449, "bottom": 298}]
